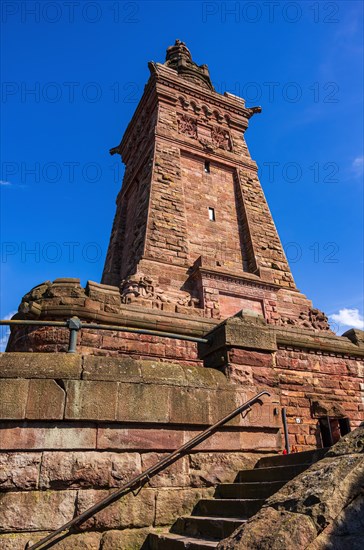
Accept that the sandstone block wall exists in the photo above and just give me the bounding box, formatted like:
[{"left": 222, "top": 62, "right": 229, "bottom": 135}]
[
  {"left": 0, "top": 353, "right": 279, "bottom": 549},
  {"left": 200, "top": 314, "right": 364, "bottom": 452}
]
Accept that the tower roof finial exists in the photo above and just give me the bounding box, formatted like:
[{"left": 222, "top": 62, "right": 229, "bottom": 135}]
[{"left": 164, "top": 40, "right": 214, "bottom": 91}]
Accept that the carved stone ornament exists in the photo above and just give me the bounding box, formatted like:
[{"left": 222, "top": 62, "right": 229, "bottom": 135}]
[
  {"left": 211, "top": 126, "right": 232, "bottom": 151},
  {"left": 177, "top": 114, "right": 198, "bottom": 139},
  {"left": 120, "top": 274, "right": 199, "bottom": 309},
  {"left": 278, "top": 308, "right": 331, "bottom": 331}
]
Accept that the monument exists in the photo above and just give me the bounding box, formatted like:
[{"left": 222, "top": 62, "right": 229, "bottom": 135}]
[{"left": 1, "top": 41, "right": 363, "bottom": 549}]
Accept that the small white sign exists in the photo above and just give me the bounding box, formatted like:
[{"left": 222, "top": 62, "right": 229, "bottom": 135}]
[{"left": 295, "top": 418, "right": 302, "bottom": 424}]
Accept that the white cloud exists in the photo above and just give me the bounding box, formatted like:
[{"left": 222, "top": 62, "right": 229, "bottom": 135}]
[
  {"left": 330, "top": 308, "right": 364, "bottom": 331},
  {"left": 0, "top": 310, "right": 17, "bottom": 352},
  {"left": 352, "top": 156, "right": 364, "bottom": 177}
]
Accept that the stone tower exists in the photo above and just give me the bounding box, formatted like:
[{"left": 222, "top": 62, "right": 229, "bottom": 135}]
[
  {"left": 102, "top": 40, "right": 329, "bottom": 331},
  {"left": 2, "top": 41, "right": 363, "bottom": 549}
]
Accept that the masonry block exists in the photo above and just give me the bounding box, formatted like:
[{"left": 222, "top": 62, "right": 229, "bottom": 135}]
[
  {"left": 75, "top": 488, "right": 155, "bottom": 530},
  {"left": 26, "top": 379, "right": 65, "bottom": 420},
  {"left": 0, "top": 490, "right": 76, "bottom": 532},
  {"left": 0, "top": 353, "right": 82, "bottom": 379},
  {"left": 116, "top": 383, "right": 170, "bottom": 423},
  {"left": 65, "top": 380, "right": 118, "bottom": 421},
  {"left": 0, "top": 379, "right": 29, "bottom": 419}
]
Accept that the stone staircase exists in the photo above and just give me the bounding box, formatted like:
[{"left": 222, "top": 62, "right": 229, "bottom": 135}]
[{"left": 148, "top": 449, "right": 327, "bottom": 549}]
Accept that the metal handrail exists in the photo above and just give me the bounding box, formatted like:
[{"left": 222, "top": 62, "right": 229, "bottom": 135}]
[
  {"left": 26, "top": 390, "right": 270, "bottom": 550},
  {"left": 0, "top": 317, "right": 210, "bottom": 353}
]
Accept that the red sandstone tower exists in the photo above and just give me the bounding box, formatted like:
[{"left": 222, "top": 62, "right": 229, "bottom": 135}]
[
  {"left": 102, "top": 40, "right": 329, "bottom": 331},
  {"left": 2, "top": 41, "right": 363, "bottom": 549}
]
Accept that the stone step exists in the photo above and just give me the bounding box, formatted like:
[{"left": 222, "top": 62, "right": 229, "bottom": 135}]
[
  {"left": 148, "top": 532, "right": 218, "bottom": 549},
  {"left": 216, "top": 480, "right": 286, "bottom": 499},
  {"left": 256, "top": 448, "right": 327, "bottom": 468},
  {"left": 193, "top": 498, "right": 264, "bottom": 518},
  {"left": 236, "top": 463, "right": 310, "bottom": 482},
  {"left": 171, "top": 515, "right": 245, "bottom": 540}
]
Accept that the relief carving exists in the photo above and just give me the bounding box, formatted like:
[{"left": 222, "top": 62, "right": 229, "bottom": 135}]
[
  {"left": 120, "top": 274, "right": 200, "bottom": 309},
  {"left": 211, "top": 126, "right": 232, "bottom": 151},
  {"left": 177, "top": 114, "right": 198, "bottom": 139},
  {"left": 278, "top": 308, "right": 331, "bottom": 331}
]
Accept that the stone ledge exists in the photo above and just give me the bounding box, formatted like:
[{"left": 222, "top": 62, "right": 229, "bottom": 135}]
[
  {"left": 82, "top": 356, "right": 229, "bottom": 388},
  {"left": 200, "top": 315, "right": 364, "bottom": 359},
  {"left": 275, "top": 326, "right": 364, "bottom": 357},
  {"left": 0, "top": 353, "right": 82, "bottom": 379},
  {"left": 12, "top": 278, "right": 216, "bottom": 339}
]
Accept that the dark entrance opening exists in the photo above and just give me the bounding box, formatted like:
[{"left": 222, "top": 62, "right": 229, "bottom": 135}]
[{"left": 319, "top": 416, "right": 351, "bottom": 447}]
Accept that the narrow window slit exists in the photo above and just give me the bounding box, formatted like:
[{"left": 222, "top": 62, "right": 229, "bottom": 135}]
[
  {"left": 204, "top": 160, "right": 210, "bottom": 173},
  {"left": 208, "top": 207, "right": 215, "bottom": 221}
]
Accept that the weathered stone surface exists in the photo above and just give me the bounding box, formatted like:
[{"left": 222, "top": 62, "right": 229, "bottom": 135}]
[
  {"left": 0, "top": 353, "right": 82, "bottom": 379},
  {"left": 39, "top": 451, "right": 141, "bottom": 489},
  {"left": 0, "top": 490, "right": 76, "bottom": 531},
  {"left": 117, "top": 382, "right": 170, "bottom": 423},
  {"left": 97, "top": 426, "right": 184, "bottom": 451},
  {"left": 100, "top": 528, "right": 156, "bottom": 550},
  {"left": 141, "top": 453, "right": 189, "bottom": 487},
  {"left": 0, "top": 380, "right": 28, "bottom": 419},
  {"left": 307, "top": 492, "right": 364, "bottom": 549},
  {"left": 155, "top": 487, "right": 214, "bottom": 525},
  {"left": 184, "top": 365, "right": 229, "bottom": 388},
  {"left": 326, "top": 425, "right": 364, "bottom": 456},
  {"left": 169, "top": 386, "right": 210, "bottom": 424},
  {"left": 267, "top": 455, "right": 364, "bottom": 531},
  {"left": 26, "top": 379, "right": 65, "bottom": 420},
  {"left": 65, "top": 380, "right": 118, "bottom": 421},
  {"left": 217, "top": 425, "right": 364, "bottom": 550},
  {"left": 0, "top": 423, "right": 96, "bottom": 450},
  {"left": 140, "top": 361, "right": 188, "bottom": 386},
  {"left": 25, "top": 532, "right": 102, "bottom": 550},
  {"left": 201, "top": 313, "right": 277, "bottom": 360},
  {"left": 0, "top": 532, "right": 49, "bottom": 550},
  {"left": 189, "top": 452, "right": 263, "bottom": 487},
  {"left": 0, "top": 532, "right": 101, "bottom": 550},
  {"left": 83, "top": 355, "right": 142, "bottom": 382},
  {"left": 75, "top": 488, "right": 155, "bottom": 530},
  {"left": 0, "top": 453, "right": 41, "bottom": 490},
  {"left": 219, "top": 507, "right": 317, "bottom": 549},
  {"left": 189, "top": 428, "right": 281, "bottom": 452},
  {"left": 208, "top": 389, "right": 240, "bottom": 427}
]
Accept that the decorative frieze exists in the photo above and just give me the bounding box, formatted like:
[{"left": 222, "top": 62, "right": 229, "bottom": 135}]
[{"left": 120, "top": 273, "right": 200, "bottom": 310}]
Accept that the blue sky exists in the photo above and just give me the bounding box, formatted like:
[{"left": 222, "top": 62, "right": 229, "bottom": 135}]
[{"left": 1, "top": 0, "right": 363, "bottom": 347}]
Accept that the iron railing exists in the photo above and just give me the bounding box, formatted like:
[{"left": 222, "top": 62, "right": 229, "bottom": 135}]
[
  {"left": 0, "top": 317, "right": 210, "bottom": 353},
  {"left": 25, "top": 390, "right": 270, "bottom": 549}
]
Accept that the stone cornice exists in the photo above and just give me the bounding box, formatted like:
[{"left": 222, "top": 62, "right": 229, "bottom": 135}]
[
  {"left": 275, "top": 326, "right": 364, "bottom": 358},
  {"left": 151, "top": 63, "right": 253, "bottom": 119},
  {"left": 200, "top": 313, "right": 364, "bottom": 358},
  {"left": 155, "top": 132, "right": 258, "bottom": 172},
  {"left": 33, "top": 303, "right": 216, "bottom": 338},
  {"left": 189, "top": 263, "right": 280, "bottom": 292}
]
